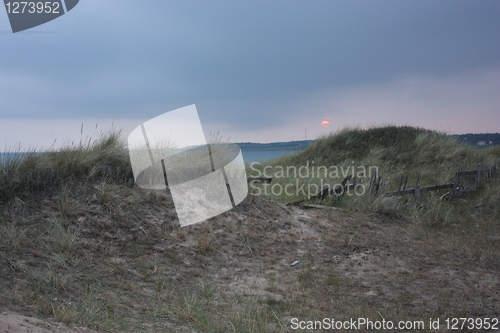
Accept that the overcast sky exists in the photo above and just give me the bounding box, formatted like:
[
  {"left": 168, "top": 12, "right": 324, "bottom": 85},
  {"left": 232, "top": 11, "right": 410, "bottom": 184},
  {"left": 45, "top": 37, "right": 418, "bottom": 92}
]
[{"left": 1, "top": 0, "right": 499, "bottom": 150}]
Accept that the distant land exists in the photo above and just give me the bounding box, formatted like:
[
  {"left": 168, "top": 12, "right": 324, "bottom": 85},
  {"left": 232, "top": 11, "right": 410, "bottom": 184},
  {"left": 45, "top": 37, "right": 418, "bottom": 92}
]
[
  {"left": 454, "top": 133, "right": 500, "bottom": 146},
  {"left": 236, "top": 133, "right": 500, "bottom": 152}
]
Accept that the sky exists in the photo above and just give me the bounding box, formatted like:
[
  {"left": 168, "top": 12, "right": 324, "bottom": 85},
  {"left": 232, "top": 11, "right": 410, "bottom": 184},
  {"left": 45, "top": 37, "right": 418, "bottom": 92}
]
[{"left": 1, "top": 0, "right": 499, "bottom": 150}]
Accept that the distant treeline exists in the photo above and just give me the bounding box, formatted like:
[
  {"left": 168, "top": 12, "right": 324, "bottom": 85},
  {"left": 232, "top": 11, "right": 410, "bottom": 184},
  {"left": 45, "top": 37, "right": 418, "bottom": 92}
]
[
  {"left": 236, "top": 140, "right": 314, "bottom": 152},
  {"left": 454, "top": 133, "right": 500, "bottom": 146},
  {"left": 236, "top": 133, "right": 500, "bottom": 152}
]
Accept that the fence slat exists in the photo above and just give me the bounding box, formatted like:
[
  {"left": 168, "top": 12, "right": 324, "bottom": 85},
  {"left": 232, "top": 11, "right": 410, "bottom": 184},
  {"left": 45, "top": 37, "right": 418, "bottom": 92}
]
[
  {"left": 26, "top": 169, "right": 33, "bottom": 182},
  {"left": 47, "top": 168, "right": 53, "bottom": 184},
  {"left": 413, "top": 172, "right": 421, "bottom": 205},
  {"left": 36, "top": 168, "right": 42, "bottom": 183},
  {"left": 401, "top": 174, "right": 409, "bottom": 198},
  {"left": 475, "top": 164, "right": 481, "bottom": 190},
  {"left": 116, "top": 167, "right": 122, "bottom": 182}
]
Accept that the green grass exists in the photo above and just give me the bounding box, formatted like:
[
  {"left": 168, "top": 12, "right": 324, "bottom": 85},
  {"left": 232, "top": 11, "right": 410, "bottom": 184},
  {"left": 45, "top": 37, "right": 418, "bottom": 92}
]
[
  {"left": 249, "top": 125, "right": 498, "bottom": 211},
  {"left": 0, "top": 129, "right": 130, "bottom": 202}
]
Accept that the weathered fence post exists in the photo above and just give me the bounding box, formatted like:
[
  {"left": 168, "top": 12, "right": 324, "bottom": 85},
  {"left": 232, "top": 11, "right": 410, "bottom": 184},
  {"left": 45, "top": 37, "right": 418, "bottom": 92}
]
[
  {"left": 368, "top": 170, "right": 375, "bottom": 195},
  {"left": 17, "top": 169, "right": 23, "bottom": 183},
  {"left": 116, "top": 167, "right": 122, "bottom": 182},
  {"left": 124, "top": 167, "right": 130, "bottom": 183},
  {"left": 26, "top": 169, "right": 33, "bottom": 183},
  {"left": 36, "top": 168, "right": 42, "bottom": 184},
  {"left": 376, "top": 176, "right": 382, "bottom": 195},
  {"left": 47, "top": 168, "right": 53, "bottom": 184},
  {"left": 413, "top": 172, "right": 421, "bottom": 206},
  {"left": 459, "top": 166, "right": 465, "bottom": 192},
  {"left": 125, "top": 167, "right": 134, "bottom": 186},
  {"left": 450, "top": 168, "right": 459, "bottom": 201},
  {"left": 475, "top": 163, "right": 481, "bottom": 190},
  {"left": 55, "top": 167, "right": 61, "bottom": 181},
  {"left": 401, "top": 174, "right": 409, "bottom": 199},
  {"left": 368, "top": 169, "right": 381, "bottom": 196},
  {"left": 397, "top": 174, "right": 404, "bottom": 196}
]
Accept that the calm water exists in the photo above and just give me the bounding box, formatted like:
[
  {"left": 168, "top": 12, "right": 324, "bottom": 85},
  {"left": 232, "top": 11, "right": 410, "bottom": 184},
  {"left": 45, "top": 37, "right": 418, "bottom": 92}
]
[
  {"left": 0, "top": 152, "right": 40, "bottom": 163},
  {"left": 0, "top": 150, "right": 298, "bottom": 165},
  {"left": 241, "top": 150, "right": 298, "bottom": 163}
]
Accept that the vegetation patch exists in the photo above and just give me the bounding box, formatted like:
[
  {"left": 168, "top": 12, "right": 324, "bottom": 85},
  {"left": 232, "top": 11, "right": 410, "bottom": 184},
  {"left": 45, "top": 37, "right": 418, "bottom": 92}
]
[{"left": 1, "top": 126, "right": 499, "bottom": 332}]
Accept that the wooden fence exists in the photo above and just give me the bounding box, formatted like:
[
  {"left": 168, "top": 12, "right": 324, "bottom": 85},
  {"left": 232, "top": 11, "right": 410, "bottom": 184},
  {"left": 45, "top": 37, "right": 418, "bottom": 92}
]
[
  {"left": 287, "top": 163, "right": 497, "bottom": 207},
  {"left": 384, "top": 163, "right": 497, "bottom": 204},
  {"left": 1, "top": 163, "right": 498, "bottom": 206}
]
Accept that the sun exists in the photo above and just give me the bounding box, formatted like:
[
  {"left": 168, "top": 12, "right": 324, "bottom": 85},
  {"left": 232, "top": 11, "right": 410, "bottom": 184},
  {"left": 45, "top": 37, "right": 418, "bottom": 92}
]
[{"left": 321, "top": 120, "right": 330, "bottom": 127}]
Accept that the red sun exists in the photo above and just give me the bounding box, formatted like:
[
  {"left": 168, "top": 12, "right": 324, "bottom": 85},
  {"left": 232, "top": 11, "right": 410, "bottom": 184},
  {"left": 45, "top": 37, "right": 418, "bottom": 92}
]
[{"left": 321, "top": 120, "right": 330, "bottom": 127}]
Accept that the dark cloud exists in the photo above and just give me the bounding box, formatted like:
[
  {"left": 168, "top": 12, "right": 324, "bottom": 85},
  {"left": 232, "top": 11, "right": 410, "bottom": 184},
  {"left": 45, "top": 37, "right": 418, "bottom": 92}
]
[{"left": 0, "top": 0, "right": 499, "bottom": 132}]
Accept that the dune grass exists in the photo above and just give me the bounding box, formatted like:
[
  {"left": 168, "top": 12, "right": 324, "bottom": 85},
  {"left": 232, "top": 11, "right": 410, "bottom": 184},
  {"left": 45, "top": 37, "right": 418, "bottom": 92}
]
[
  {"left": 0, "top": 125, "right": 499, "bottom": 332},
  {"left": 0, "top": 129, "right": 130, "bottom": 202},
  {"left": 249, "top": 125, "right": 498, "bottom": 208}
]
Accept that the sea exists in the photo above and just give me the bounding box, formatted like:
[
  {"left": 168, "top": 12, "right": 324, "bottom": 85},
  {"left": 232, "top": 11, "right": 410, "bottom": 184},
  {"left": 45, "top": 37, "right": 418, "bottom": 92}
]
[
  {"left": 240, "top": 149, "right": 298, "bottom": 163},
  {"left": 0, "top": 149, "right": 297, "bottom": 165},
  {"left": 0, "top": 152, "right": 41, "bottom": 163}
]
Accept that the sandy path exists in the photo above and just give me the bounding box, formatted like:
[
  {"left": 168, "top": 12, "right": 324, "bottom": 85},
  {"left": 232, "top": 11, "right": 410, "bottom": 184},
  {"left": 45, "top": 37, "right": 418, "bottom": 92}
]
[{"left": 0, "top": 313, "right": 96, "bottom": 333}]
